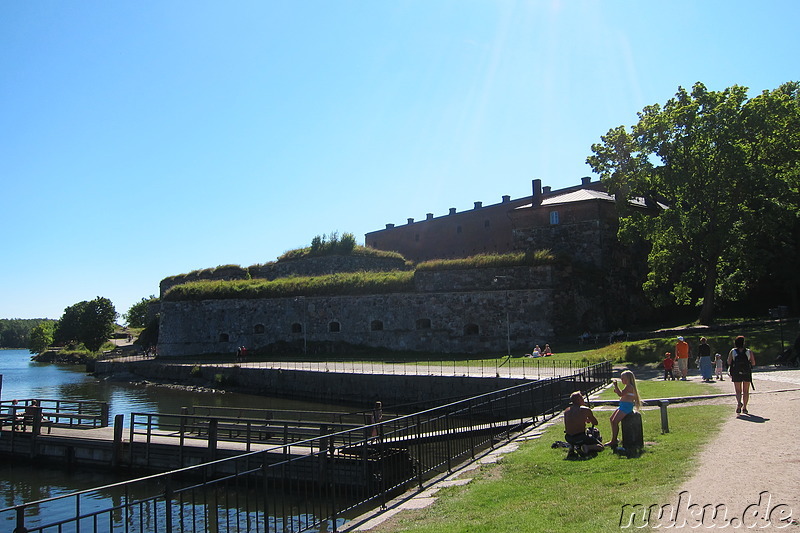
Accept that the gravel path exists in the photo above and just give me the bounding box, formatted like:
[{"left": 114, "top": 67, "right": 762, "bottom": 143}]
[{"left": 654, "top": 368, "right": 800, "bottom": 529}]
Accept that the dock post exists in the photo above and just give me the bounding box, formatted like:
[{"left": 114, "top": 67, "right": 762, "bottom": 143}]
[
  {"left": 101, "top": 403, "right": 110, "bottom": 427},
  {"left": 207, "top": 419, "right": 218, "bottom": 462},
  {"left": 112, "top": 414, "right": 124, "bottom": 468}
]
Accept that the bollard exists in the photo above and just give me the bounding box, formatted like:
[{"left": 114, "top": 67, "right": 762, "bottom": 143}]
[
  {"left": 207, "top": 419, "right": 218, "bottom": 462},
  {"left": 112, "top": 414, "right": 124, "bottom": 468},
  {"left": 659, "top": 400, "right": 670, "bottom": 434},
  {"left": 620, "top": 411, "right": 643, "bottom": 455}
]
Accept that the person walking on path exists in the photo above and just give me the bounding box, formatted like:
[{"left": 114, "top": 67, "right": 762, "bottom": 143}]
[
  {"left": 727, "top": 335, "right": 756, "bottom": 414},
  {"left": 675, "top": 336, "right": 691, "bottom": 380},
  {"left": 714, "top": 353, "right": 724, "bottom": 380},
  {"left": 697, "top": 337, "right": 713, "bottom": 382}
]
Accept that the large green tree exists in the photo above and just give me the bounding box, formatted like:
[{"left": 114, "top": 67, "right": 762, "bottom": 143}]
[
  {"left": 123, "top": 296, "right": 158, "bottom": 328},
  {"left": 587, "top": 82, "right": 800, "bottom": 324},
  {"left": 54, "top": 297, "right": 118, "bottom": 352},
  {"left": 80, "top": 297, "right": 117, "bottom": 352}
]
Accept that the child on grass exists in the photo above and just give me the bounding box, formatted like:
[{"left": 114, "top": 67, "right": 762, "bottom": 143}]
[
  {"left": 715, "top": 353, "right": 724, "bottom": 381},
  {"left": 663, "top": 352, "right": 674, "bottom": 380}
]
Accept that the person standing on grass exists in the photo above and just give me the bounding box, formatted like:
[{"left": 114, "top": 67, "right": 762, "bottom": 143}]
[
  {"left": 605, "top": 370, "right": 641, "bottom": 449},
  {"left": 675, "top": 336, "right": 690, "bottom": 380},
  {"left": 727, "top": 336, "right": 756, "bottom": 414}
]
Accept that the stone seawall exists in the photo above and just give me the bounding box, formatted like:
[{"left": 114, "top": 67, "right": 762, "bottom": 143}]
[{"left": 94, "top": 360, "right": 529, "bottom": 407}]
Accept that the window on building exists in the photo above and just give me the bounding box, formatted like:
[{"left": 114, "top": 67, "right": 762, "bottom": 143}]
[
  {"left": 370, "top": 320, "right": 384, "bottom": 331},
  {"left": 415, "top": 234, "right": 419, "bottom": 242},
  {"left": 550, "top": 211, "right": 560, "bottom": 225},
  {"left": 464, "top": 323, "right": 480, "bottom": 336},
  {"left": 219, "top": 333, "right": 229, "bottom": 343},
  {"left": 484, "top": 219, "right": 490, "bottom": 228},
  {"left": 254, "top": 324, "right": 265, "bottom": 334},
  {"left": 329, "top": 321, "right": 341, "bottom": 333},
  {"left": 291, "top": 323, "right": 302, "bottom": 334},
  {"left": 416, "top": 318, "right": 432, "bottom": 330},
  {"left": 456, "top": 226, "right": 462, "bottom": 234}
]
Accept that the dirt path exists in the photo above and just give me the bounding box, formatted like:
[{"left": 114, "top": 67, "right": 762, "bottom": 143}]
[{"left": 654, "top": 368, "right": 800, "bottom": 529}]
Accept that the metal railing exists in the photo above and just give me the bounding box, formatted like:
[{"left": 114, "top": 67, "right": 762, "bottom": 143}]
[
  {"left": 96, "top": 352, "right": 595, "bottom": 380},
  {"left": 1, "top": 362, "right": 611, "bottom": 533},
  {"left": 0, "top": 398, "right": 109, "bottom": 432}
]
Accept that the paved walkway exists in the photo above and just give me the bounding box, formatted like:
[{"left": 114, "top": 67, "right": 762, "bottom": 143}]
[{"left": 662, "top": 367, "right": 800, "bottom": 529}]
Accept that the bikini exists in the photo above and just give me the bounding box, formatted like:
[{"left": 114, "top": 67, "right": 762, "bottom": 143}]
[
  {"left": 618, "top": 400, "right": 635, "bottom": 414},
  {"left": 618, "top": 389, "right": 637, "bottom": 414}
]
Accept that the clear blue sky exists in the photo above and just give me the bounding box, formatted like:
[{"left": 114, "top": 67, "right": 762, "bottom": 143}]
[{"left": 2, "top": 1, "right": 798, "bottom": 321}]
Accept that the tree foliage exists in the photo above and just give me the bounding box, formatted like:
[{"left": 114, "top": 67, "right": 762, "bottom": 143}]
[
  {"left": 0, "top": 319, "right": 54, "bottom": 348},
  {"left": 54, "top": 297, "right": 118, "bottom": 352},
  {"left": 29, "top": 321, "right": 55, "bottom": 354},
  {"left": 124, "top": 296, "right": 158, "bottom": 328},
  {"left": 587, "top": 81, "right": 800, "bottom": 324}
]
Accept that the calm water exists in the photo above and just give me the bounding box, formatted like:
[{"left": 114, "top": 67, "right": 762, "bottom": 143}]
[{"left": 0, "top": 349, "right": 355, "bottom": 527}]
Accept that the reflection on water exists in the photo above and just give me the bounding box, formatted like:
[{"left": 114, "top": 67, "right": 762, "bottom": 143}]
[
  {"left": 0, "top": 349, "right": 353, "bottom": 420},
  {"left": 0, "top": 349, "right": 361, "bottom": 531}
]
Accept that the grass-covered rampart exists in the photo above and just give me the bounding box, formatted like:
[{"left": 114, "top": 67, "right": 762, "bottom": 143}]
[
  {"left": 164, "top": 270, "right": 417, "bottom": 301},
  {"left": 162, "top": 251, "right": 554, "bottom": 302}
]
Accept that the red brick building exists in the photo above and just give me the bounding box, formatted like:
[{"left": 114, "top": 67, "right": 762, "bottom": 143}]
[{"left": 365, "top": 176, "right": 618, "bottom": 264}]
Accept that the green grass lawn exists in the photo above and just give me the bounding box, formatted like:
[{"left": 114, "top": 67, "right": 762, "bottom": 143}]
[
  {"left": 377, "top": 401, "right": 727, "bottom": 533},
  {"left": 595, "top": 378, "right": 720, "bottom": 402}
]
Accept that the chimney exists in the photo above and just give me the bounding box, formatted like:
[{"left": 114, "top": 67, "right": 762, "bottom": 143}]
[
  {"left": 474, "top": 201, "right": 482, "bottom": 209},
  {"left": 426, "top": 213, "right": 434, "bottom": 220},
  {"left": 502, "top": 195, "right": 510, "bottom": 203},
  {"left": 542, "top": 186, "right": 551, "bottom": 194},
  {"left": 581, "top": 176, "right": 592, "bottom": 186},
  {"left": 386, "top": 223, "right": 395, "bottom": 229},
  {"left": 449, "top": 208, "right": 457, "bottom": 215},
  {"left": 532, "top": 179, "right": 542, "bottom": 204},
  {"left": 407, "top": 218, "right": 414, "bottom": 225}
]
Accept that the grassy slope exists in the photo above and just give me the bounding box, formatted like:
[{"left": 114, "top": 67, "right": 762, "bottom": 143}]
[{"left": 378, "top": 398, "right": 726, "bottom": 533}]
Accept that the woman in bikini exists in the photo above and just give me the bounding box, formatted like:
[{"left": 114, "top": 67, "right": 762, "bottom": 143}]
[{"left": 605, "top": 370, "right": 641, "bottom": 448}]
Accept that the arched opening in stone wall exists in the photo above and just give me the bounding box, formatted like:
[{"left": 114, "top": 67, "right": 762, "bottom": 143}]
[
  {"left": 464, "top": 323, "right": 480, "bottom": 336},
  {"left": 370, "top": 320, "right": 384, "bottom": 331},
  {"left": 291, "top": 323, "right": 303, "bottom": 334},
  {"left": 329, "top": 321, "right": 341, "bottom": 333},
  {"left": 416, "top": 318, "right": 431, "bottom": 330},
  {"left": 219, "top": 333, "right": 229, "bottom": 342},
  {"left": 254, "top": 324, "right": 265, "bottom": 334}
]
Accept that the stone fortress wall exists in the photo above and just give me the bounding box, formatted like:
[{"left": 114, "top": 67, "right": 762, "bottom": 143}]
[{"left": 158, "top": 266, "right": 559, "bottom": 357}]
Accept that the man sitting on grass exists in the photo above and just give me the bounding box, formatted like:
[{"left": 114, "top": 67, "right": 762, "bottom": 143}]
[{"left": 563, "top": 391, "right": 604, "bottom": 454}]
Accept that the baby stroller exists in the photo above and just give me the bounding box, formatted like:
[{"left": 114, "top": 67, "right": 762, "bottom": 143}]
[{"left": 775, "top": 348, "right": 799, "bottom": 367}]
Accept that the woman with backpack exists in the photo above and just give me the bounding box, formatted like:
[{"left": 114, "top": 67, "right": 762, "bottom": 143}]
[{"left": 727, "top": 335, "right": 756, "bottom": 414}]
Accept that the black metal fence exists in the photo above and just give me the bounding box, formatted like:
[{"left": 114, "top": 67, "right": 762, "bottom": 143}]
[{"left": 1, "top": 362, "right": 610, "bottom": 533}]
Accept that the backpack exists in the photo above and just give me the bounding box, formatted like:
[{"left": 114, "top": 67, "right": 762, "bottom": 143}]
[{"left": 731, "top": 348, "right": 751, "bottom": 370}]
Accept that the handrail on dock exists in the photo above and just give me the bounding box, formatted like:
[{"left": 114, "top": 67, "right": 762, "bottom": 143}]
[{"left": 0, "top": 398, "right": 109, "bottom": 431}]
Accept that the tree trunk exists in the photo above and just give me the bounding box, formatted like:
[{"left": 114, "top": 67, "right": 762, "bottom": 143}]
[{"left": 698, "top": 266, "right": 717, "bottom": 325}]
